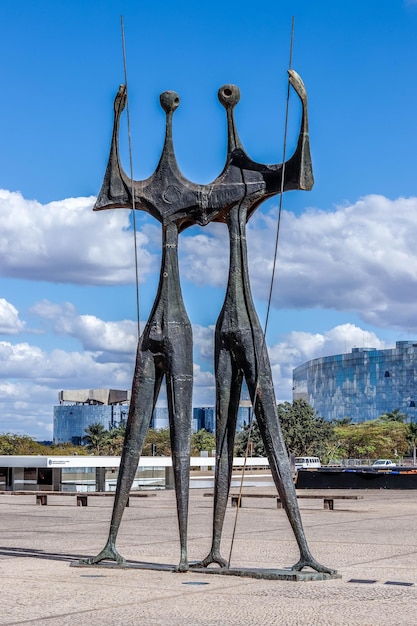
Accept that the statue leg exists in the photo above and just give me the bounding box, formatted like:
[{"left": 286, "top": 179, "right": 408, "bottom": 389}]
[
  {"left": 246, "top": 355, "right": 336, "bottom": 574},
  {"left": 192, "top": 346, "right": 241, "bottom": 568},
  {"left": 166, "top": 370, "right": 193, "bottom": 572},
  {"left": 80, "top": 348, "right": 163, "bottom": 565}
]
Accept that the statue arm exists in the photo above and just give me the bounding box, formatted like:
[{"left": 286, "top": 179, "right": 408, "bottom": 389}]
[
  {"left": 94, "top": 85, "right": 133, "bottom": 211},
  {"left": 283, "top": 70, "right": 314, "bottom": 191}
]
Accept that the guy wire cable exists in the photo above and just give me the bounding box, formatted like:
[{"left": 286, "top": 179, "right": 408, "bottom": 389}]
[
  {"left": 227, "top": 17, "right": 295, "bottom": 569},
  {"left": 121, "top": 15, "right": 141, "bottom": 338}
]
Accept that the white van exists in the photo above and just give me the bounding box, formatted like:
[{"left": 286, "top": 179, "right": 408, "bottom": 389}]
[{"left": 294, "top": 456, "right": 321, "bottom": 470}]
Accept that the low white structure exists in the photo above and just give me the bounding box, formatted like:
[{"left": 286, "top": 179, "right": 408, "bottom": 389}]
[{"left": 0, "top": 456, "right": 270, "bottom": 492}]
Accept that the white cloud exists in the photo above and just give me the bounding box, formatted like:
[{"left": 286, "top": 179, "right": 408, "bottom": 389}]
[
  {"left": 180, "top": 223, "right": 229, "bottom": 288},
  {"left": 5, "top": 189, "right": 417, "bottom": 333},
  {"left": 192, "top": 323, "right": 215, "bottom": 362},
  {"left": 29, "top": 299, "right": 138, "bottom": 356},
  {"left": 0, "top": 341, "right": 133, "bottom": 385},
  {"left": 0, "top": 189, "right": 156, "bottom": 285},
  {"left": 0, "top": 298, "right": 25, "bottom": 334},
  {"left": 181, "top": 195, "right": 417, "bottom": 332},
  {"left": 0, "top": 319, "right": 394, "bottom": 438},
  {"left": 192, "top": 363, "right": 215, "bottom": 406},
  {"left": 0, "top": 310, "right": 219, "bottom": 436},
  {"left": 0, "top": 339, "right": 135, "bottom": 437},
  {"left": 0, "top": 381, "right": 59, "bottom": 439}
]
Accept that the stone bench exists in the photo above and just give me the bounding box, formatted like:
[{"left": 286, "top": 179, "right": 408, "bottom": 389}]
[
  {"left": 230, "top": 493, "right": 363, "bottom": 510},
  {"left": 0, "top": 491, "right": 156, "bottom": 507}
]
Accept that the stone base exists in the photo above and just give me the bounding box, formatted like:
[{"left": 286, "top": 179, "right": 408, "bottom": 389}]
[{"left": 71, "top": 559, "right": 340, "bottom": 581}]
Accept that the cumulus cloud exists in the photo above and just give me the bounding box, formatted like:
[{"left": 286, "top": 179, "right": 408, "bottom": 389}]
[
  {"left": 0, "top": 189, "right": 156, "bottom": 285},
  {"left": 0, "top": 298, "right": 25, "bottom": 334},
  {"left": 4, "top": 188, "right": 417, "bottom": 333},
  {"left": 0, "top": 318, "right": 394, "bottom": 437},
  {"left": 180, "top": 223, "right": 229, "bottom": 288},
  {"left": 192, "top": 323, "right": 215, "bottom": 362},
  {"left": 181, "top": 195, "right": 417, "bottom": 332},
  {"left": 0, "top": 341, "right": 133, "bottom": 385},
  {"left": 0, "top": 304, "right": 219, "bottom": 435},
  {"left": 29, "top": 299, "right": 138, "bottom": 356}
]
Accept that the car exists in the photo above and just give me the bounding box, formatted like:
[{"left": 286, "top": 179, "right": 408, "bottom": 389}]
[
  {"left": 294, "top": 456, "right": 322, "bottom": 470},
  {"left": 372, "top": 459, "right": 397, "bottom": 467}
]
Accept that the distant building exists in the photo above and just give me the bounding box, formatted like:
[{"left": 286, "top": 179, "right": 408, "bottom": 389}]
[
  {"left": 53, "top": 389, "right": 130, "bottom": 444},
  {"left": 293, "top": 341, "right": 417, "bottom": 423},
  {"left": 53, "top": 389, "right": 253, "bottom": 443}
]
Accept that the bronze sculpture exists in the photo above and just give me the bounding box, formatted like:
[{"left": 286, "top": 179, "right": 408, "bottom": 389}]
[
  {"left": 82, "top": 72, "right": 335, "bottom": 576},
  {"left": 194, "top": 73, "right": 333, "bottom": 574}
]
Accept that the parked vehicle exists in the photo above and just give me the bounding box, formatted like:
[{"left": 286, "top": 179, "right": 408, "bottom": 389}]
[
  {"left": 372, "top": 459, "right": 397, "bottom": 467},
  {"left": 294, "top": 456, "right": 321, "bottom": 470}
]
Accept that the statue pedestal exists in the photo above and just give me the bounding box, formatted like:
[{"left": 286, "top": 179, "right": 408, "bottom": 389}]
[{"left": 71, "top": 559, "right": 340, "bottom": 581}]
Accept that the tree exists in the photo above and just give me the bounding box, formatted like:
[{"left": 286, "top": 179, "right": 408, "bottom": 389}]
[
  {"left": 407, "top": 422, "right": 417, "bottom": 465},
  {"left": 278, "top": 400, "right": 334, "bottom": 459},
  {"left": 0, "top": 433, "right": 47, "bottom": 455},
  {"left": 191, "top": 429, "right": 215, "bottom": 455},
  {"left": 102, "top": 425, "right": 126, "bottom": 456},
  {"left": 334, "top": 420, "right": 408, "bottom": 460},
  {"left": 82, "top": 423, "right": 109, "bottom": 454},
  {"left": 235, "top": 419, "right": 266, "bottom": 457},
  {"left": 142, "top": 428, "right": 172, "bottom": 456},
  {"left": 378, "top": 409, "right": 408, "bottom": 423},
  {"left": 235, "top": 400, "right": 334, "bottom": 459}
]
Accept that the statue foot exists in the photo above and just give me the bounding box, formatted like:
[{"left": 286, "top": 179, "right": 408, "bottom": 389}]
[
  {"left": 78, "top": 542, "right": 126, "bottom": 566},
  {"left": 291, "top": 554, "right": 336, "bottom": 575},
  {"left": 175, "top": 558, "right": 189, "bottom": 573},
  {"left": 190, "top": 552, "right": 228, "bottom": 569}
]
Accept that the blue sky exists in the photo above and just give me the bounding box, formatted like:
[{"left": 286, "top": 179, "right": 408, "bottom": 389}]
[{"left": 1, "top": 0, "right": 417, "bottom": 439}]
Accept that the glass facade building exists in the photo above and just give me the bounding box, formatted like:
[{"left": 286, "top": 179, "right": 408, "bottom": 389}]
[
  {"left": 53, "top": 404, "right": 129, "bottom": 444},
  {"left": 54, "top": 391, "right": 253, "bottom": 443},
  {"left": 293, "top": 341, "right": 417, "bottom": 423}
]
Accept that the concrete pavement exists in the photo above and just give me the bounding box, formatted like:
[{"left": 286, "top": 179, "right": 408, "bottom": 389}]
[{"left": 1, "top": 487, "right": 416, "bottom": 625}]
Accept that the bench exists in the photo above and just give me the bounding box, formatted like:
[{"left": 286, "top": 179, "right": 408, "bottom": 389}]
[
  {"left": 230, "top": 493, "right": 363, "bottom": 510},
  {"left": 0, "top": 491, "right": 156, "bottom": 507}
]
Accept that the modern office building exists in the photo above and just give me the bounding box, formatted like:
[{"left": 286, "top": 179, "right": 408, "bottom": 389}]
[
  {"left": 54, "top": 389, "right": 253, "bottom": 443},
  {"left": 293, "top": 341, "right": 417, "bottom": 423},
  {"left": 53, "top": 389, "right": 130, "bottom": 444},
  {"left": 192, "top": 403, "right": 251, "bottom": 433}
]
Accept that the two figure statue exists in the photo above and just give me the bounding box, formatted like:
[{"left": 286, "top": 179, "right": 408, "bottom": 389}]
[{"left": 83, "top": 70, "right": 334, "bottom": 575}]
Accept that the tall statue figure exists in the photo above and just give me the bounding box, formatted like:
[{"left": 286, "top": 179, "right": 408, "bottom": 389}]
[
  {"left": 83, "top": 71, "right": 334, "bottom": 576},
  {"left": 82, "top": 87, "right": 196, "bottom": 571},
  {"left": 194, "top": 72, "right": 334, "bottom": 574},
  {"left": 81, "top": 84, "right": 289, "bottom": 572}
]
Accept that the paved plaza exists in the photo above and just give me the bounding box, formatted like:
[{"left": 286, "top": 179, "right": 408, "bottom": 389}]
[{"left": 1, "top": 485, "right": 417, "bottom": 625}]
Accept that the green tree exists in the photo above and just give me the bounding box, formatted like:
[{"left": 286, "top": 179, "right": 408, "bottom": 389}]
[
  {"left": 378, "top": 408, "right": 408, "bottom": 423},
  {"left": 191, "top": 429, "right": 215, "bottom": 455},
  {"left": 278, "top": 400, "right": 334, "bottom": 459},
  {"left": 101, "top": 424, "right": 126, "bottom": 456},
  {"left": 235, "top": 400, "right": 334, "bottom": 459},
  {"left": 142, "top": 428, "right": 172, "bottom": 456},
  {"left": 0, "top": 432, "right": 89, "bottom": 456},
  {"left": 49, "top": 442, "right": 88, "bottom": 455},
  {"left": 0, "top": 433, "right": 47, "bottom": 455},
  {"left": 235, "top": 419, "right": 266, "bottom": 457},
  {"left": 82, "top": 423, "right": 109, "bottom": 454},
  {"left": 407, "top": 422, "right": 417, "bottom": 465},
  {"left": 334, "top": 420, "right": 408, "bottom": 459}
]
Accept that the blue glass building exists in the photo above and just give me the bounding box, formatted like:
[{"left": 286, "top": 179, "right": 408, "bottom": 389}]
[
  {"left": 54, "top": 389, "right": 253, "bottom": 442},
  {"left": 54, "top": 403, "right": 129, "bottom": 444},
  {"left": 293, "top": 341, "right": 417, "bottom": 423}
]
